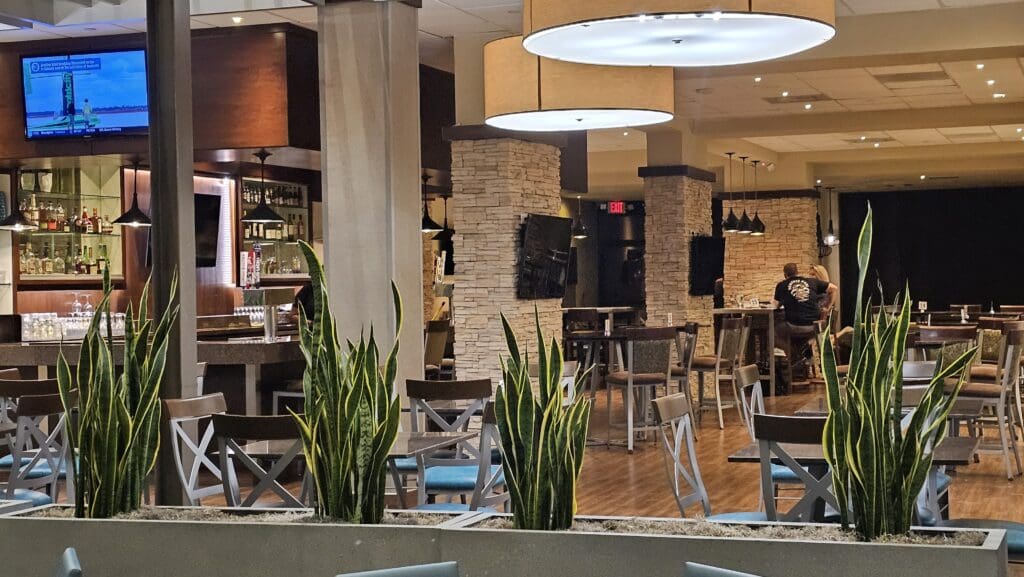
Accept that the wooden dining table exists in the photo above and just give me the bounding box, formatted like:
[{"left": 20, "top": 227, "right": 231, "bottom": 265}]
[
  {"left": 237, "top": 431, "right": 478, "bottom": 461},
  {"left": 794, "top": 395, "right": 985, "bottom": 421}
]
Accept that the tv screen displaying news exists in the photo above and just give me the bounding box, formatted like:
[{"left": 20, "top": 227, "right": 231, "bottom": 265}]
[{"left": 21, "top": 50, "right": 148, "bottom": 139}]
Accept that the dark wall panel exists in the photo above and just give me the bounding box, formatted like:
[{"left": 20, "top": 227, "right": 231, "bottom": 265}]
[{"left": 839, "top": 186, "right": 1024, "bottom": 325}]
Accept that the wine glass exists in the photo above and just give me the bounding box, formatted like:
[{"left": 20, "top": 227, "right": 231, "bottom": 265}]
[
  {"left": 82, "top": 294, "right": 94, "bottom": 316},
  {"left": 69, "top": 291, "right": 82, "bottom": 316}
]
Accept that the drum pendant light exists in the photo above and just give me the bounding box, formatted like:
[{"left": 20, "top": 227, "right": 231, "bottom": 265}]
[
  {"left": 113, "top": 160, "right": 152, "bottom": 228},
  {"left": 571, "top": 195, "right": 588, "bottom": 240},
  {"left": 737, "top": 155, "right": 752, "bottom": 234},
  {"left": 484, "top": 36, "right": 674, "bottom": 132},
  {"left": 242, "top": 149, "right": 286, "bottom": 224},
  {"left": 824, "top": 186, "right": 839, "bottom": 246},
  {"left": 522, "top": 0, "right": 836, "bottom": 67},
  {"left": 722, "top": 152, "right": 739, "bottom": 234},
  {"left": 750, "top": 160, "right": 765, "bottom": 236}
]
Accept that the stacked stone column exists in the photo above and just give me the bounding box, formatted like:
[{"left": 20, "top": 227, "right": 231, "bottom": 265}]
[
  {"left": 447, "top": 129, "right": 565, "bottom": 381},
  {"left": 641, "top": 166, "right": 716, "bottom": 355}
]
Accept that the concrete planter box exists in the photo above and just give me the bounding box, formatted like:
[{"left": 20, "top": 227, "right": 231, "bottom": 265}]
[
  {"left": 443, "top": 513, "right": 1009, "bottom": 577},
  {"left": 0, "top": 506, "right": 472, "bottom": 577},
  {"left": 0, "top": 500, "right": 32, "bottom": 516},
  {"left": 0, "top": 508, "right": 1008, "bottom": 577}
]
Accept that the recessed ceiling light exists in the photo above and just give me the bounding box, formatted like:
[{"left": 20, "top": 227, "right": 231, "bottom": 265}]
[
  {"left": 781, "top": 91, "right": 789, "bottom": 97},
  {"left": 1018, "top": 128, "right": 1023, "bottom": 133},
  {"left": 816, "top": 179, "right": 822, "bottom": 185},
  {"left": 976, "top": 63, "right": 985, "bottom": 70},
  {"left": 987, "top": 79, "right": 996, "bottom": 86},
  {"left": 754, "top": 76, "right": 762, "bottom": 83},
  {"left": 623, "top": 131, "right": 629, "bottom": 136},
  {"left": 804, "top": 103, "right": 813, "bottom": 110},
  {"left": 874, "top": 142, "right": 880, "bottom": 148},
  {"left": 860, "top": 136, "right": 867, "bottom": 141},
  {"left": 920, "top": 175, "right": 927, "bottom": 180},
  {"left": 232, "top": 16, "right": 244, "bottom": 24},
  {"left": 993, "top": 93, "right": 1007, "bottom": 99}
]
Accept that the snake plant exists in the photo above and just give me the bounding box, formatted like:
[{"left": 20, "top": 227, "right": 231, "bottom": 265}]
[
  {"left": 821, "top": 205, "right": 975, "bottom": 539},
  {"left": 495, "top": 310, "right": 593, "bottom": 530},
  {"left": 57, "top": 268, "right": 179, "bottom": 518},
  {"left": 290, "top": 241, "right": 402, "bottom": 523}
]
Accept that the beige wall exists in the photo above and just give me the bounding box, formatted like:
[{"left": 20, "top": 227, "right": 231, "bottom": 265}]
[{"left": 722, "top": 197, "right": 820, "bottom": 304}]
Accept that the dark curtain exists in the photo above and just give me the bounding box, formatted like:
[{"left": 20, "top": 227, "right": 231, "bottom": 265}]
[{"left": 839, "top": 186, "right": 1024, "bottom": 326}]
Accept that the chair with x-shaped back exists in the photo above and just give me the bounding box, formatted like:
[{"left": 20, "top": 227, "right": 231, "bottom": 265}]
[{"left": 163, "top": 393, "right": 229, "bottom": 506}]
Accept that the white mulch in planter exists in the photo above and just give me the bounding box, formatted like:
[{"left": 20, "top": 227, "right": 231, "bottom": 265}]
[
  {"left": 474, "top": 517, "right": 986, "bottom": 546},
  {"left": 28, "top": 506, "right": 450, "bottom": 526}
]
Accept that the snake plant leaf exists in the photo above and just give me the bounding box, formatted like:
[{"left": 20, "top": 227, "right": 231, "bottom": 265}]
[{"left": 495, "top": 309, "right": 592, "bottom": 530}]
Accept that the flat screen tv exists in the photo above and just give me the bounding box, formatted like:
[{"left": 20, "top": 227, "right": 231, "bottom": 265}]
[
  {"left": 21, "top": 50, "right": 148, "bottom": 139},
  {"left": 146, "top": 194, "right": 222, "bottom": 268},
  {"left": 517, "top": 214, "right": 572, "bottom": 300}
]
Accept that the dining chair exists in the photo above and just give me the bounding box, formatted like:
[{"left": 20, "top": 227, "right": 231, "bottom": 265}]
[
  {"left": 213, "top": 413, "right": 306, "bottom": 508},
  {"left": 606, "top": 326, "right": 677, "bottom": 452},
  {"left": 336, "top": 562, "right": 459, "bottom": 577},
  {"left": 529, "top": 360, "right": 579, "bottom": 405},
  {"left": 684, "top": 562, "right": 762, "bottom": 577},
  {"left": 54, "top": 547, "right": 82, "bottom": 577},
  {"left": 415, "top": 402, "right": 507, "bottom": 512},
  {"left": 735, "top": 365, "right": 803, "bottom": 510},
  {"left": 1, "top": 392, "right": 74, "bottom": 507},
  {"left": 952, "top": 327, "right": 1024, "bottom": 480},
  {"left": 163, "top": 393, "right": 228, "bottom": 506},
  {"left": 652, "top": 392, "right": 710, "bottom": 517},
  {"left": 391, "top": 381, "right": 491, "bottom": 508},
  {"left": 669, "top": 323, "right": 700, "bottom": 420},
  {"left": 563, "top": 308, "right": 601, "bottom": 362},
  {"left": 693, "top": 317, "right": 750, "bottom": 429},
  {"left": 0, "top": 370, "right": 57, "bottom": 428},
  {"left": 424, "top": 320, "right": 454, "bottom": 380},
  {"left": 753, "top": 413, "right": 839, "bottom": 522}
]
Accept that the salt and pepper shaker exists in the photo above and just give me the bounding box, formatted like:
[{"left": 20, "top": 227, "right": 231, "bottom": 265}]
[{"left": 604, "top": 318, "right": 612, "bottom": 337}]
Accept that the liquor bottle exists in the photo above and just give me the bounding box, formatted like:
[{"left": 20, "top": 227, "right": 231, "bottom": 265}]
[
  {"left": 28, "top": 194, "right": 39, "bottom": 225},
  {"left": 287, "top": 215, "right": 295, "bottom": 242},
  {"left": 41, "top": 243, "right": 52, "bottom": 274},
  {"left": 96, "top": 244, "right": 108, "bottom": 271},
  {"left": 291, "top": 255, "right": 301, "bottom": 274},
  {"left": 80, "top": 208, "right": 90, "bottom": 233},
  {"left": 102, "top": 215, "right": 112, "bottom": 235},
  {"left": 64, "top": 243, "right": 74, "bottom": 274},
  {"left": 56, "top": 204, "right": 66, "bottom": 231},
  {"left": 86, "top": 246, "right": 95, "bottom": 275},
  {"left": 296, "top": 215, "right": 305, "bottom": 239},
  {"left": 74, "top": 247, "right": 84, "bottom": 275},
  {"left": 53, "top": 248, "right": 66, "bottom": 274},
  {"left": 91, "top": 208, "right": 100, "bottom": 234},
  {"left": 25, "top": 245, "right": 38, "bottom": 275},
  {"left": 252, "top": 244, "right": 262, "bottom": 288},
  {"left": 18, "top": 245, "right": 27, "bottom": 273},
  {"left": 47, "top": 202, "right": 57, "bottom": 231}
]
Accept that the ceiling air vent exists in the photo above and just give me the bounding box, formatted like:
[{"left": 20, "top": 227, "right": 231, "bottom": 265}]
[
  {"left": 763, "top": 93, "right": 832, "bottom": 105},
  {"left": 871, "top": 71, "right": 951, "bottom": 86}
]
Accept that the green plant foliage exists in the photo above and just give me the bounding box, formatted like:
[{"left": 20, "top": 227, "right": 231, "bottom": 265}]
[
  {"left": 821, "top": 205, "right": 975, "bottom": 539},
  {"left": 57, "top": 267, "right": 179, "bottom": 518},
  {"left": 290, "top": 241, "right": 402, "bottom": 523},
  {"left": 494, "top": 310, "right": 593, "bottom": 530}
]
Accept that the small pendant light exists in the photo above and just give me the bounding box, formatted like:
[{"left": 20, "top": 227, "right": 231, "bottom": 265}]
[
  {"left": 421, "top": 198, "right": 443, "bottom": 234},
  {"left": 722, "top": 152, "right": 739, "bottom": 233},
  {"left": 737, "top": 155, "right": 752, "bottom": 234},
  {"left": 241, "top": 149, "right": 286, "bottom": 224},
  {"left": 571, "top": 195, "right": 588, "bottom": 240},
  {"left": 432, "top": 196, "right": 454, "bottom": 242},
  {"left": 113, "top": 159, "right": 152, "bottom": 228},
  {"left": 750, "top": 159, "right": 765, "bottom": 237},
  {"left": 825, "top": 186, "right": 839, "bottom": 246}
]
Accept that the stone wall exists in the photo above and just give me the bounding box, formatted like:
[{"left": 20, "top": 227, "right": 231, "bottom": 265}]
[
  {"left": 643, "top": 174, "right": 715, "bottom": 354},
  {"left": 450, "top": 138, "right": 563, "bottom": 382},
  {"left": 423, "top": 237, "right": 435, "bottom": 323},
  {"left": 722, "top": 197, "right": 819, "bottom": 303}
]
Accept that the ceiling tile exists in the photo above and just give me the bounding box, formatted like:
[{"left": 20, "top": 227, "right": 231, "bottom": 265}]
[
  {"left": 469, "top": 4, "right": 523, "bottom": 33},
  {"left": 191, "top": 11, "right": 287, "bottom": 27},
  {"left": 866, "top": 63, "right": 945, "bottom": 75},
  {"left": 419, "top": 0, "right": 505, "bottom": 37},
  {"left": 842, "top": 0, "right": 941, "bottom": 13},
  {"left": 836, "top": 96, "right": 909, "bottom": 111},
  {"left": 269, "top": 7, "right": 318, "bottom": 24},
  {"left": 887, "top": 129, "right": 950, "bottom": 146}
]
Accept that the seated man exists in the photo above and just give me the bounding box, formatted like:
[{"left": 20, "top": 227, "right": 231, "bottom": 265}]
[{"left": 772, "top": 263, "right": 838, "bottom": 384}]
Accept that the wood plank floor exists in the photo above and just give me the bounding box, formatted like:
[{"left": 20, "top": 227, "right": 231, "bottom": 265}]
[{"left": 577, "top": 385, "right": 1024, "bottom": 522}]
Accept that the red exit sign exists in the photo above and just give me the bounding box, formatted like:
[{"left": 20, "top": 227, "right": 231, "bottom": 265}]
[{"left": 607, "top": 200, "right": 626, "bottom": 215}]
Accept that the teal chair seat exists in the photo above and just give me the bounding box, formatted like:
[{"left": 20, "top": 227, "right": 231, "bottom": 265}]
[
  {"left": 1, "top": 454, "right": 74, "bottom": 479},
  {"left": 942, "top": 519, "right": 1024, "bottom": 558},
  {"left": 0, "top": 454, "right": 31, "bottom": 468},
  {"left": 705, "top": 512, "right": 768, "bottom": 523},
  {"left": 770, "top": 464, "right": 801, "bottom": 483},
  {"left": 10, "top": 488, "right": 52, "bottom": 507},
  {"left": 423, "top": 465, "right": 503, "bottom": 492},
  {"left": 336, "top": 561, "right": 459, "bottom": 577},
  {"left": 392, "top": 457, "right": 417, "bottom": 473},
  {"left": 916, "top": 472, "right": 953, "bottom": 527},
  {"left": 685, "top": 562, "right": 763, "bottom": 576}
]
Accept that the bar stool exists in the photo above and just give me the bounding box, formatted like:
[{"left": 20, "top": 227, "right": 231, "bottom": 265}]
[
  {"left": 669, "top": 323, "right": 699, "bottom": 424},
  {"left": 692, "top": 317, "right": 750, "bottom": 429},
  {"left": 424, "top": 320, "right": 454, "bottom": 380},
  {"left": 563, "top": 309, "right": 601, "bottom": 362},
  {"left": 605, "top": 327, "right": 676, "bottom": 453}
]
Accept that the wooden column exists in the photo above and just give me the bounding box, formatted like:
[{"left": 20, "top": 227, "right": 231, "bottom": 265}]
[
  {"left": 147, "top": 0, "right": 198, "bottom": 506},
  {"left": 318, "top": 0, "right": 425, "bottom": 391}
]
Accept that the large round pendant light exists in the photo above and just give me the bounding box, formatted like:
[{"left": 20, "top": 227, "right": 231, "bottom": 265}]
[
  {"left": 484, "top": 36, "right": 674, "bottom": 132},
  {"left": 521, "top": 0, "right": 836, "bottom": 67}
]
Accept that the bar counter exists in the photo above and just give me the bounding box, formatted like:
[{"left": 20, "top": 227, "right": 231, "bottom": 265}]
[{"left": 0, "top": 337, "right": 305, "bottom": 416}]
